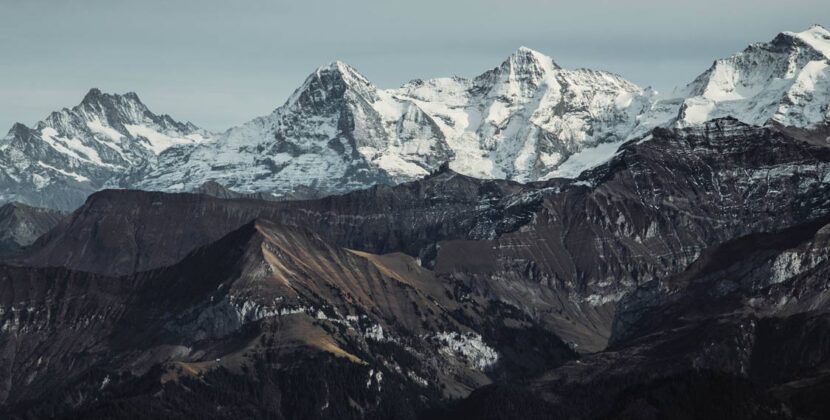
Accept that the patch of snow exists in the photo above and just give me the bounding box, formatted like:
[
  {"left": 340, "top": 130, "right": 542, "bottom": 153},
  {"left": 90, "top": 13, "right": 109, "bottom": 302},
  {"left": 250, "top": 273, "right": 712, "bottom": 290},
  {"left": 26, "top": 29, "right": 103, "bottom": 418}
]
[
  {"left": 367, "top": 149, "right": 430, "bottom": 178},
  {"left": 365, "top": 324, "right": 389, "bottom": 342},
  {"left": 40, "top": 127, "right": 107, "bottom": 166},
  {"left": 124, "top": 124, "right": 203, "bottom": 154},
  {"left": 366, "top": 369, "right": 383, "bottom": 391},
  {"left": 769, "top": 250, "right": 825, "bottom": 285},
  {"left": 584, "top": 291, "right": 626, "bottom": 306},
  {"left": 233, "top": 299, "right": 282, "bottom": 322},
  {"left": 407, "top": 371, "right": 429, "bottom": 387},
  {"left": 99, "top": 375, "right": 111, "bottom": 390},
  {"left": 545, "top": 140, "right": 625, "bottom": 179},
  {"left": 37, "top": 161, "right": 90, "bottom": 182},
  {"left": 433, "top": 331, "right": 499, "bottom": 370},
  {"left": 31, "top": 173, "right": 48, "bottom": 190},
  {"left": 86, "top": 119, "right": 124, "bottom": 141}
]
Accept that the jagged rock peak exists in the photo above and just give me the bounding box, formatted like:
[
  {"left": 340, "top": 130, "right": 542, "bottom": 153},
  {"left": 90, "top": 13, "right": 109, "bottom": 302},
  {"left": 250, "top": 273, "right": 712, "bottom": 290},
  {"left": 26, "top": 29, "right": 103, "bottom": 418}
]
[
  {"left": 285, "top": 60, "right": 377, "bottom": 109},
  {"left": 508, "top": 46, "right": 561, "bottom": 70},
  {"left": 5, "top": 122, "right": 29, "bottom": 138},
  {"left": 37, "top": 88, "right": 156, "bottom": 130},
  {"left": 81, "top": 87, "right": 104, "bottom": 103},
  {"left": 479, "top": 46, "right": 561, "bottom": 83},
  {"left": 81, "top": 87, "right": 140, "bottom": 103},
  {"left": 472, "top": 46, "right": 562, "bottom": 95},
  {"left": 315, "top": 60, "right": 371, "bottom": 83},
  {"left": 79, "top": 88, "right": 146, "bottom": 110}
]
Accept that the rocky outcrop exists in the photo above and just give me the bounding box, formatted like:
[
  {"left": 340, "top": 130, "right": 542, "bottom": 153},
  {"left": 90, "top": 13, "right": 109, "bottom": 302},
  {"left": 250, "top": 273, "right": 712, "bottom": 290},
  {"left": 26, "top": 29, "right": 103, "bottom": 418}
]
[{"left": 0, "top": 202, "right": 64, "bottom": 254}]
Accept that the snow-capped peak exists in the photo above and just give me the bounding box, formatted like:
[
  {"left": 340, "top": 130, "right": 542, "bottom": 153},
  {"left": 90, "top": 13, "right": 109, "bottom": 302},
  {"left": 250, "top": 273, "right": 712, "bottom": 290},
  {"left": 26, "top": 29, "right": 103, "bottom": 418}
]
[
  {"left": 285, "top": 60, "right": 378, "bottom": 111},
  {"left": 80, "top": 87, "right": 143, "bottom": 108},
  {"left": 133, "top": 56, "right": 454, "bottom": 196},
  {"left": 30, "top": 88, "right": 211, "bottom": 158},
  {"left": 317, "top": 60, "right": 371, "bottom": 83},
  {"left": 58, "top": 88, "right": 153, "bottom": 131},
  {"left": 637, "top": 25, "right": 830, "bottom": 131},
  {"left": 0, "top": 89, "right": 213, "bottom": 209},
  {"left": 475, "top": 46, "right": 560, "bottom": 91},
  {"left": 783, "top": 24, "right": 830, "bottom": 59},
  {"left": 510, "top": 46, "right": 561, "bottom": 71},
  {"left": 470, "top": 46, "right": 563, "bottom": 103}
]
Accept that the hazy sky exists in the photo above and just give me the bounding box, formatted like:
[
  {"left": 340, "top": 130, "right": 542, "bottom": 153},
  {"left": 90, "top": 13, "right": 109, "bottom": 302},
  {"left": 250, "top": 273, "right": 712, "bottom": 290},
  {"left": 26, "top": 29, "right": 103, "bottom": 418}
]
[{"left": 1, "top": 0, "right": 828, "bottom": 132}]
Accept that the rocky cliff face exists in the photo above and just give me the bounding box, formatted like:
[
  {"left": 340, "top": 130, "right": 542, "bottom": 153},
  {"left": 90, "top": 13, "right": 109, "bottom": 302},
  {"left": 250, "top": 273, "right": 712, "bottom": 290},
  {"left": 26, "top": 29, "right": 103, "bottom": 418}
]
[{"left": 437, "top": 215, "right": 830, "bottom": 420}]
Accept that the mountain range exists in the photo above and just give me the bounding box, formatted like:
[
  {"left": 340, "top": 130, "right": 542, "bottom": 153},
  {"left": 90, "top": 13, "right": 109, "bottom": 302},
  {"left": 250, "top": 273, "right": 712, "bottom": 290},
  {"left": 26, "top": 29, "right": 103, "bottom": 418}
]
[
  {"left": 2, "top": 25, "right": 829, "bottom": 211},
  {"left": 1, "top": 24, "right": 830, "bottom": 419}
]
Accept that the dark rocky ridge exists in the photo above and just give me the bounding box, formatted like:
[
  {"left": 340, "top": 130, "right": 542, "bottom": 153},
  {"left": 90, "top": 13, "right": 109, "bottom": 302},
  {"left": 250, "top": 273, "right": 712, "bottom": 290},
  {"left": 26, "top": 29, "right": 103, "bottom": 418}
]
[
  {"left": 0, "top": 219, "right": 574, "bottom": 418},
  {"left": 0, "top": 202, "right": 65, "bottom": 254},
  {"left": 16, "top": 167, "right": 538, "bottom": 276},
  {"left": 433, "top": 214, "right": 830, "bottom": 419},
  {"left": 192, "top": 181, "right": 322, "bottom": 201}
]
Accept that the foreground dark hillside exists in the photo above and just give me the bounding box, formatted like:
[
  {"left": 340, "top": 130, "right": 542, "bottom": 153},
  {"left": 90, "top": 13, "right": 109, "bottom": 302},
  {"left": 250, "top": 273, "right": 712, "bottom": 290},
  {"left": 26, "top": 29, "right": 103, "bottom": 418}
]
[{"left": 1, "top": 220, "right": 575, "bottom": 418}]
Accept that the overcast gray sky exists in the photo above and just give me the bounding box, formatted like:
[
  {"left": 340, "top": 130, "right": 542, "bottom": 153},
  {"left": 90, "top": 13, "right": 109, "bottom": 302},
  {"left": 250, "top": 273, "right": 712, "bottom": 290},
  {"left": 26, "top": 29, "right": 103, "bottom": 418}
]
[{"left": 1, "top": 0, "right": 828, "bottom": 132}]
